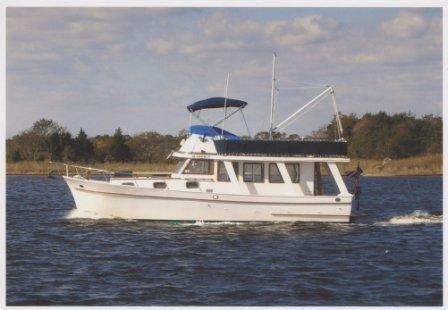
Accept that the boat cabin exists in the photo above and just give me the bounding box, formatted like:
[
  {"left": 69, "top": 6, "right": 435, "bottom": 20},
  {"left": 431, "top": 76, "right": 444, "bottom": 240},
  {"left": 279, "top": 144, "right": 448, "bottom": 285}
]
[{"left": 110, "top": 125, "right": 350, "bottom": 198}]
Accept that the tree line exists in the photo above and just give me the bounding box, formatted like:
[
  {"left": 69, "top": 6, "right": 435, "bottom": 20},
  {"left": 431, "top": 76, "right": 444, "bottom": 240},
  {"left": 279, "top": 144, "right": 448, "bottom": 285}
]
[
  {"left": 6, "top": 112, "right": 442, "bottom": 163},
  {"left": 6, "top": 119, "right": 183, "bottom": 163}
]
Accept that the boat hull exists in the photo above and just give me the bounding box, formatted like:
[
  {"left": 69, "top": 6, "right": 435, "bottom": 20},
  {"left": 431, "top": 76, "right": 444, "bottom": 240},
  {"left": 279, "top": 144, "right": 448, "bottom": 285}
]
[{"left": 64, "top": 177, "right": 353, "bottom": 223}]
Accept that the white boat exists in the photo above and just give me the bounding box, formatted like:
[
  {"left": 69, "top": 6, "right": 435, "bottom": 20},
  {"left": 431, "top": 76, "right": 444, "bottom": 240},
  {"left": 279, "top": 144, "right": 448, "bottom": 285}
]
[{"left": 61, "top": 55, "right": 359, "bottom": 223}]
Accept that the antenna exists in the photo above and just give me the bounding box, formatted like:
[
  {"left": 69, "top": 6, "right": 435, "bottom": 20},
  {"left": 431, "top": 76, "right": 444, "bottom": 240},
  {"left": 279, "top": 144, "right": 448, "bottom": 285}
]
[
  {"left": 221, "top": 72, "right": 231, "bottom": 136},
  {"left": 269, "top": 52, "right": 277, "bottom": 140}
]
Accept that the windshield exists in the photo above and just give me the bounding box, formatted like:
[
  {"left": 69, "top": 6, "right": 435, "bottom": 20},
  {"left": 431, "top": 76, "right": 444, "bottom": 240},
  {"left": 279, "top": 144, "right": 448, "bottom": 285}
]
[{"left": 174, "top": 160, "right": 186, "bottom": 174}]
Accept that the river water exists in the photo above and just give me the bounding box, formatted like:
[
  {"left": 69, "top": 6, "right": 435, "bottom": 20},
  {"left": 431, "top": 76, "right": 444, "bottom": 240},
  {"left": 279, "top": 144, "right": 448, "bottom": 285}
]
[{"left": 6, "top": 175, "right": 442, "bottom": 305}]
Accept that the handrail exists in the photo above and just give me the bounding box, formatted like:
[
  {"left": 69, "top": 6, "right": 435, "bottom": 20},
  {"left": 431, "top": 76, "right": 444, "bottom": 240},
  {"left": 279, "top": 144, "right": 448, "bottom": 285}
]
[
  {"left": 48, "top": 162, "right": 173, "bottom": 186},
  {"left": 49, "top": 161, "right": 113, "bottom": 181},
  {"left": 53, "top": 162, "right": 112, "bottom": 174}
]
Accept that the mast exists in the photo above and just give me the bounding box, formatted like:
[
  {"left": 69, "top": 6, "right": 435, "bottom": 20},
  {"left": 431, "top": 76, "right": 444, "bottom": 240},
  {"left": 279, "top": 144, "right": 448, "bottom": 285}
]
[
  {"left": 269, "top": 52, "right": 277, "bottom": 140},
  {"left": 221, "top": 72, "right": 231, "bottom": 137}
]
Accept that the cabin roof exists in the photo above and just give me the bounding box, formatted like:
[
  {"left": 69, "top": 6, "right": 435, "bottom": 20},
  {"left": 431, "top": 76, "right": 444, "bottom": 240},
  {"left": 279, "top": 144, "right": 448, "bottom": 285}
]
[{"left": 213, "top": 139, "right": 347, "bottom": 157}]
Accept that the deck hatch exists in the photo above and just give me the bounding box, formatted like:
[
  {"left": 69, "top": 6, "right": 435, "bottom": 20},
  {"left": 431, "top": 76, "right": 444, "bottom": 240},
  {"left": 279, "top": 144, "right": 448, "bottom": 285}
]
[{"left": 213, "top": 140, "right": 347, "bottom": 157}]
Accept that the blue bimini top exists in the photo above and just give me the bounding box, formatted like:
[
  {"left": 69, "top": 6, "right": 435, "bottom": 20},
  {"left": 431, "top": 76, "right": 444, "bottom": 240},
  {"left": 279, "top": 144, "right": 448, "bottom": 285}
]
[{"left": 189, "top": 125, "right": 240, "bottom": 140}]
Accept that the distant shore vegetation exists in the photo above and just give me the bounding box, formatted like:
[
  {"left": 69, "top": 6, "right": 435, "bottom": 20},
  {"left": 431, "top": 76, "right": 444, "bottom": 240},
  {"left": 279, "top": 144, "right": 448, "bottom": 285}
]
[{"left": 6, "top": 112, "right": 442, "bottom": 165}]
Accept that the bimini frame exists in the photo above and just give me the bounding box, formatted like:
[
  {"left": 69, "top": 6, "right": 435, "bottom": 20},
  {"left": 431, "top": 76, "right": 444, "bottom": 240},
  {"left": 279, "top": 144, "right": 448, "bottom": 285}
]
[{"left": 187, "top": 75, "right": 251, "bottom": 139}]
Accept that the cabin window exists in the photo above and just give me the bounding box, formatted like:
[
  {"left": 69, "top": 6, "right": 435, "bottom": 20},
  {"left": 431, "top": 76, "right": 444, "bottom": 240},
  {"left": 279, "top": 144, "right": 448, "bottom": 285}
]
[
  {"left": 286, "top": 163, "right": 300, "bottom": 183},
  {"left": 174, "top": 159, "right": 186, "bottom": 174},
  {"left": 217, "top": 162, "right": 239, "bottom": 182},
  {"left": 183, "top": 159, "right": 214, "bottom": 175},
  {"left": 153, "top": 182, "right": 167, "bottom": 189},
  {"left": 186, "top": 181, "right": 199, "bottom": 189},
  {"left": 269, "top": 163, "right": 284, "bottom": 183},
  {"left": 243, "top": 163, "right": 264, "bottom": 183}
]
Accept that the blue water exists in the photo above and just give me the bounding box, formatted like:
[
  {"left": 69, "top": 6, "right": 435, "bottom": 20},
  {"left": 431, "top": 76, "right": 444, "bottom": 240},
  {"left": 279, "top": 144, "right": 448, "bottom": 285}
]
[{"left": 6, "top": 175, "right": 442, "bottom": 305}]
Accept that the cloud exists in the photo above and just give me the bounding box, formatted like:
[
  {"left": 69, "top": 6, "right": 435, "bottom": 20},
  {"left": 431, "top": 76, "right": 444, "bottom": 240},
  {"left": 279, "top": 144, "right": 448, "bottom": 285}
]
[
  {"left": 265, "top": 15, "right": 339, "bottom": 46},
  {"left": 146, "top": 12, "right": 339, "bottom": 56},
  {"left": 6, "top": 8, "right": 443, "bottom": 138},
  {"left": 201, "top": 11, "right": 261, "bottom": 39},
  {"left": 380, "top": 11, "right": 428, "bottom": 38},
  {"left": 336, "top": 10, "right": 441, "bottom": 66}
]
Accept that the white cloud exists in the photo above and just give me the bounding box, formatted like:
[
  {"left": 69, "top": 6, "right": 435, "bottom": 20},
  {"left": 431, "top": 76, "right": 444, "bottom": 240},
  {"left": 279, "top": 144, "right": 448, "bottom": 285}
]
[
  {"left": 146, "top": 13, "right": 339, "bottom": 57},
  {"left": 380, "top": 11, "right": 428, "bottom": 38},
  {"left": 6, "top": 8, "right": 443, "bottom": 137},
  {"left": 201, "top": 11, "right": 261, "bottom": 39},
  {"left": 265, "top": 15, "right": 339, "bottom": 46}
]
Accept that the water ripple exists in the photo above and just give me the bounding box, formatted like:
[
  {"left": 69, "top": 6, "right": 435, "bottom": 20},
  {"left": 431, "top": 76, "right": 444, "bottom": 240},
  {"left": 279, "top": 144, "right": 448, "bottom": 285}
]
[{"left": 6, "top": 175, "right": 442, "bottom": 306}]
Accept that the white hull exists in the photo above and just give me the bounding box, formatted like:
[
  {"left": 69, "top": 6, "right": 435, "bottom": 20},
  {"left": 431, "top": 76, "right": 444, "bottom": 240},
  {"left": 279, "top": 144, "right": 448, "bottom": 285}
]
[{"left": 64, "top": 176, "right": 353, "bottom": 223}]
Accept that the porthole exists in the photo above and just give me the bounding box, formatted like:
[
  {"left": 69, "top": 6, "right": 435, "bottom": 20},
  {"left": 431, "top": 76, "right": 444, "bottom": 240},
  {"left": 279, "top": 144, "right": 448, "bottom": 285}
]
[
  {"left": 186, "top": 181, "right": 199, "bottom": 189},
  {"left": 153, "top": 182, "right": 167, "bottom": 189}
]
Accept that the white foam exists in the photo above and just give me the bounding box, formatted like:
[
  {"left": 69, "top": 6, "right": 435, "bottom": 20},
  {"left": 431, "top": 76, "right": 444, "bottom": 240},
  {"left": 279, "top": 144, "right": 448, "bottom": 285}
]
[
  {"left": 376, "top": 210, "right": 442, "bottom": 226},
  {"left": 181, "top": 220, "right": 243, "bottom": 226},
  {"left": 65, "top": 208, "right": 116, "bottom": 220}
]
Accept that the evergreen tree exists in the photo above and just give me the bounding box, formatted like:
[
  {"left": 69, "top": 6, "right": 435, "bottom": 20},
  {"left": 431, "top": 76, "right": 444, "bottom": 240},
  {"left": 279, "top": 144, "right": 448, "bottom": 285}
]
[
  {"left": 73, "top": 129, "right": 94, "bottom": 163},
  {"left": 49, "top": 131, "right": 72, "bottom": 161},
  {"left": 109, "top": 127, "right": 132, "bottom": 161}
]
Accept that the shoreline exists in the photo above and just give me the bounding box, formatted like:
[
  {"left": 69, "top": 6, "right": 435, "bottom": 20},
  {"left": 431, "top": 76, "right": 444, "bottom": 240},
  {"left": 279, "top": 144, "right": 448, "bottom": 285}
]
[
  {"left": 6, "top": 172, "right": 442, "bottom": 177},
  {"left": 6, "top": 154, "right": 442, "bottom": 177}
]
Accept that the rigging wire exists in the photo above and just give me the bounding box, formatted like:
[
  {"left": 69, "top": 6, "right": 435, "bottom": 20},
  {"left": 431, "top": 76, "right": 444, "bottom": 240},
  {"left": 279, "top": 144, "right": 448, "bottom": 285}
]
[
  {"left": 280, "top": 86, "right": 324, "bottom": 90},
  {"left": 240, "top": 110, "right": 252, "bottom": 138},
  {"left": 277, "top": 92, "right": 329, "bottom": 131},
  {"left": 278, "top": 79, "right": 327, "bottom": 88}
]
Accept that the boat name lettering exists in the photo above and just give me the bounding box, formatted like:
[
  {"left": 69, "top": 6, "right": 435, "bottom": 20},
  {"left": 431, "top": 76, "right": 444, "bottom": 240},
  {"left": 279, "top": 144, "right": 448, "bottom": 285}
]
[{"left": 192, "top": 154, "right": 208, "bottom": 159}]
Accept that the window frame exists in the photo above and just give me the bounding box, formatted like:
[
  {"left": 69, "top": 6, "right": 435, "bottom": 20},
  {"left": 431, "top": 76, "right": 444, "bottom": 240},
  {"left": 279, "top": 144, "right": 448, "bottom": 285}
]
[
  {"left": 243, "top": 162, "right": 264, "bottom": 183},
  {"left": 217, "top": 161, "right": 239, "bottom": 182},
  {"left": 268, "top": 163, "right": 284, "bottom": 183},
  {"left": 183, "top": 159, "right": 214, "bottom": 175},
  {"left": 174, "top": 159, "right": 187, "bottom": 174}
]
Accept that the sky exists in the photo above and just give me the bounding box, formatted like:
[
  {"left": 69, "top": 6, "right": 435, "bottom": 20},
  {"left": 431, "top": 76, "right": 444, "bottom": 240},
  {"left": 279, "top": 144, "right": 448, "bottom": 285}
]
[{"left": 6, "top": 7, "right": 443, "bottom": 138}]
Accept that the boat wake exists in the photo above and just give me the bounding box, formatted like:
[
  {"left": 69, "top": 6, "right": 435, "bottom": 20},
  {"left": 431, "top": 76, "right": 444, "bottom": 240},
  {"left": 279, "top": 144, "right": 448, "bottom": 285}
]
[
  {"left": 65, "top": 209, "right": 116, "bottom": 220},
  {"left": 65, "top": 211, "right": 243, "bottom": 225},
  {"left": 375, "top": 210, "right": 442, "bottom": 226},
  {"left": 181, "top": 220, "right": 243, "bottom": 226}
]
